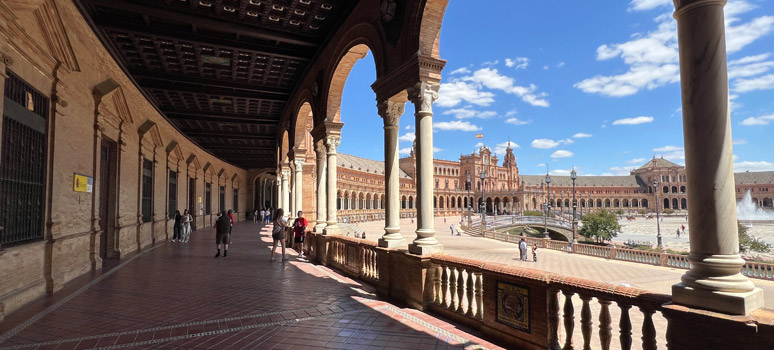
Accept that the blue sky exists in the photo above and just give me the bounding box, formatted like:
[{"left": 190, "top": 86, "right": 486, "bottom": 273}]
[{"left": 338, "top": 0, "right": 774, "bottom": 176}]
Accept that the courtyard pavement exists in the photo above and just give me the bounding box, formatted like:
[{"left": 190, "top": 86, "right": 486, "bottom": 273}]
[{"left": 0, "top": 222, "right": 503, "bottom": 350}]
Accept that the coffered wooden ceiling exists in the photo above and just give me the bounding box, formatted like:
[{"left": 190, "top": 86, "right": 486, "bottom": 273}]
[{"left": 76, "top": 0, "right": 356, "bottom": 169}]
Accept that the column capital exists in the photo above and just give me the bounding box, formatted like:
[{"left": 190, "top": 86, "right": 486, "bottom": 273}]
[
  {"left": 407, "top": 81, "right": 440, "bottom": 114},
  {"left": 314, "top": 139, "right": 327, "bottom": 158},
  {"left": 311, "top": 120, "right": 343, "bottom": 142},
  {"left": 281, "top": 169, "right": 291, "bottom": 178},
  {"left": 673, "top": 0, "right": 726, "bottom": 18},
  {"left": 377, "top": 100, "right": 406, "bottom": 127},
  {"left": 325, "top": 135, "right": 341, "bottom": 154},
  {"left": 294, "top": 158, "right": 305, "bottom": 170}
]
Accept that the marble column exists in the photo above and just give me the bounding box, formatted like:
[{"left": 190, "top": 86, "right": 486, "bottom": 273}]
[
  {"left": 378, "top": 100, "right": 406, "bottom": 248},
  {"left": 288, "top": 168, "right": 295, "bottom": 219},
  {"left": 281, "top": 169, "right": 290, "bottom": 217},
  {"left": 323, "top": 136, "right": 341, "bottom": 235},
  {"left": 314, "top": 140, "right": 328, "bottom": 232},
  {"left": 671, "top": 0, "right": 763, "bottom": 315},
  {"left": 294, "top": 158, "right": 304, "bottom": 218},
  {"left": 407, "top": 82, "right": 442, "bottom": 255},
  {"left": 275, "top": 175, "right": 281, "bottom": 211}
]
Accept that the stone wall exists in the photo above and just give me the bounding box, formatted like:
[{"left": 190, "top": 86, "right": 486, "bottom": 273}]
[{"left": 0, "top": 0, "right": 248, "bottom": 321}]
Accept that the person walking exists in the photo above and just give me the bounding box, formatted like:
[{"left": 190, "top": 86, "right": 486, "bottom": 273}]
[
  {"left": 292, "top": 211, "right": 307, "bottom": 259},
  {"left": 676, "top": 227, "right": 681, "bottom": 238},
  {"left": 532, "top": 244, "right": 538, "bottom": 262},
  {"left": 254, "top": 209, "right": 259, "bottom": 224},
  {"left": 270, "top": 208, "right": 287, "bottom": 261},
  {"left": 450, "top": 224, "right": 455, "bottom": 235},
  {"left": 265, "top": 208, "right": 272, "bottom": 224},
  {"left": 227, "top": 209, "right": 235, "bottom": 234},
  {"left": 519, "top": 238, "right": 527, "bottom": 261},
  {"left": 172, "top": 210, "right": 183, "bottom": 243},
  {"left": 214, "top": 210, "right": 231, "bottom": 257},
  {"left": 181, "top": 209, "right": 192, "bottom": 243}
]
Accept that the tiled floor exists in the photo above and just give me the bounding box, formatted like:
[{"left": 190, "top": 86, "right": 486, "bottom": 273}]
[{"left": 0, "top": 223, "right": 504, "bottom": 350}]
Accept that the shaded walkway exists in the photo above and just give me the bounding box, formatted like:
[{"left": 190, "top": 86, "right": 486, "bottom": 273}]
[{"left": 0, "top": 222, "right": 503, "bottom": 350}]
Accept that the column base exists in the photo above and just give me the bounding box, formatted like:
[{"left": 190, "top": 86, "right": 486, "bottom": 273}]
[
  {"left": 378, "top": 237, "right": 405, "bottom": 248},
  {"left": 323, "top": 224, "right": 340, "bottom": 235},
  {"left": 672, "top": 283, "right": 764, "bottom": 315},
  {"left": 313, "top": 223, "right": 327, "bottom": 233},
  {"left": 408, "top": 243, "right": 443, "bottom": 255}
]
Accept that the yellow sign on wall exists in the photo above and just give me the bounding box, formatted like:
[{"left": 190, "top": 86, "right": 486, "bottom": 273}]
[{"left": 73, "top": 173, "right": 93, "bottom": 193}]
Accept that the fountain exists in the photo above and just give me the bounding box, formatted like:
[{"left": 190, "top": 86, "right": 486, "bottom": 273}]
[{"left": 736, "top": 190, "right": 774, "bottom": 222}]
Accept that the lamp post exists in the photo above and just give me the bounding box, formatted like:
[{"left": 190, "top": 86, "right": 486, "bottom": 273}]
[
  {"left": 480, "top": 170, "right": 486, "bottom": 224},
  {"left": 571, "top": 169, "right": 577, "bottom": 244},
  {"left": 466, "top": 173, "right": 472, "bottom": 226},
  {"left": 544, "top": 173, "right": 551, "bottom": 238},
  {"left": 653, "top": 181, "right": 663, "bottom": 250}
]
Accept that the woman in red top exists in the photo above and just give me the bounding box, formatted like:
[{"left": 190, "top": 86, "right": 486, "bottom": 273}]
[{"left": 293, "top": 211, "right": 307, "bottom": 259}]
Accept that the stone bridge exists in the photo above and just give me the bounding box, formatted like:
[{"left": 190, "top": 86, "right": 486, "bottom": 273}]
[{"left": 470, "top": 215, "right": 575, "bottom": 242}]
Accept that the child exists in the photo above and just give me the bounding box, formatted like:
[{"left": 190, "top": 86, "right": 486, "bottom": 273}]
[{"left": 532, "top": 244, "right": 538, "bottom": 263}]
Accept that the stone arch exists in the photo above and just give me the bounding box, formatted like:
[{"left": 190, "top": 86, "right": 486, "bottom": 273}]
[
  {"left": 642, "top": 199, "right": 649, "bottom": 208},
  {"left": 681, "top": 198, "right": 688, "bottom": 210},
  {"left": 291, "top": 101, "right": 315, "bottom": 150},
  {"left": 278, "top": 129, "right": 290, "bottom": 166},
  {"left": 672, "top": 198, "right": 679, "bottom": 210},
  {"left": 614, "top": 199, "right": 620, "bottom": 208},
  {"left": 664, "top": 198, "right": 670, "bottom": 209},
  {"left": 416, "top": 0, "right": 451, "bottom": 59},
  {"left": 604, "top": 199, "right": 611, "bottom": 208},
  {"left": 402, "top": 195, "right": 408, "bottom": 209},
  {"left": 680, "top": 185, "right": 686, "bottom": 193},
  {"left": 325, "top": 42, "right": 380, "bottom": 123}
]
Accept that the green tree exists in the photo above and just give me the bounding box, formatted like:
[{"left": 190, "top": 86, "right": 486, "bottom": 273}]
[
  {"left": 738, "top": 222, "right": 773, "bottom": 254},
  {"left": 579, "top": 210, "right": 621, "bottom": 243}
]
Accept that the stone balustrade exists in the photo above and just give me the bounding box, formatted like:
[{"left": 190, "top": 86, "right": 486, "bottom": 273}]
[
  {"left": 304, "top": 232, "right": 774, "bottom": 349},
  {"left": 480, "top": 231, "right": 774, "bottom": 282}
]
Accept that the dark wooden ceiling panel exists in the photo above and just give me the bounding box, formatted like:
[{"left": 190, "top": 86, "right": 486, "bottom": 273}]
[{"left": 76, "top": 0, "right": 356, "bottom": 169}]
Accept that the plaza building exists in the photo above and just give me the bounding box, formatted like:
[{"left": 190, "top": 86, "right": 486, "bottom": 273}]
[
  {"left": 327, "top": 146, "right": 774, "bottom": 223},
  {"left": 1, "top": 1, "right": 773, "bottom": 349}
]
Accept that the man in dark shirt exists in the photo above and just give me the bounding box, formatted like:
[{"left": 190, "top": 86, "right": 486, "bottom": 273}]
[{"left": 215, "top": 211, "right": 231, "bottom": 257}]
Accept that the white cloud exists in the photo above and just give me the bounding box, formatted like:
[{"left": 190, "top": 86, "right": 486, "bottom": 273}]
[
  {"left": 627, "top": 158, "right": 646, "bottom": 164},
  {"left": 608, "top": 166, "right": 635, "bottom": 175},
  {"left": 613, "top": 116, "right": 654, "bottom": 125},
  {"left": 494, "top": 141, "right": 520, "bottom": 155},
  {"left": 557, "top": 62, "right": 565, "bottom": 68},
  {"left": 550, "top": 169, "right": 572, "bottom": 176},
  {"left": 653, "top": 145, "right": 682, "bottom": 152},
  {"left": 578, "top": 1, "right": 774, "bottom": 97},
  {"left": 560, "top": 138, "right": 574, "bottom": 145},
  {"left": 505, "top": 57, "right": 529, "bottom": 69},
  {"left": 628, "top": 0, "right": 670, "bottom": 12},
  {"left": 434, "top": 147, "right": 443, "bottom": 153},
  {"left": 733, "top": 139, "right": 748, "bottom": 145},
  {"left": 482, "top": 60, "right": 499, "bottom": 66},
  {"left": 505, "top": 118, "right": 530, "bottom": 126},
  {"left": 733, "top": 74, "right": 774, "bottom": 93},
  {"left": 505, "top": 110, "right": 518, "bottom": 116},
  {"left": 399, "top": 132, "right": 415, "bottom": 142},
  {"left": 728, "top": 54, "right": 774, "bottom": 80},
  {"left": 405, "top": 125, "right": 412, "bottom": 130},
  {"left": 442, "top": 108, "right": 497, "bottom": 119},
  {"left": 475, "top": 142, "right": 484, "bottom": 148},
  {"left": 573, "top": 133, "right": 592, "bottom": 138},
  {"left": 543, "top": 65, "right": 549, "bottom": 70},
  {"left": 462, "top": 68, "right": 550, "bottom": 107},
  {"left": 734, "top": 161, "right": 774, "bottom": 172},
  {"left": 740, "top": 114, "right": 774, "bottom": 125},
  {"left": 551, "top": 150, "right": 574, "bottom": 159},
  {"left": 537, "top": 163, "right": 546, "bottom": 168},
  {"left": 399, "top": 147, "right": 412, "bottom": 156},
  {"left": 450, "top": 67, "right": 471, "bottom": 75},
  {"left": 653, "top": 145, "right": 685, "bottom": 162},
  {"left": 437, "top": 81, "right": 496, "bottom": 107},
  {"left": 532, "top": 139, "right": 560, "bottom": 149},
  {"left": 433, "top": 120, "right": 481, "bottom": 131}
]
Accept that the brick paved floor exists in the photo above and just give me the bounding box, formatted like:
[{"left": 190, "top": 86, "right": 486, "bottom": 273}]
[{"left": 0, "top": 222, "right": 504, "bottom": 350}]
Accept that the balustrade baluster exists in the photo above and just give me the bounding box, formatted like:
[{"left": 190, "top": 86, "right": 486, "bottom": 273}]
[
  {"left": 433, "top": 266, "right": 442, "bottom": 305},
  {"left": 640, "top": 308, "right": 657, "bottom": 350},
  {"left": 598, "top": 299, "right": 612, "bottom": 350},
  {"left": 562, "top": 291, "right": 575, "bottom": 350},
  {"left": 441, "top": 266, "right": 449, "bottom": 309},
  {"left": 456, "top": 269, "right": 466, "bottom": 314},
  {"left": 474, "top": 272, "right": 484, "bottom": 320},
  {"left": 449, "top": 267, "right": 459, "bottom": 311},
  {"left": 580, "top": 295, "right": 593, "bottom": 350},
  {"left": 465, "top": 269, "right": 475, "bottom": 317},
  {"left": 618, "top": 304, "right": 632, "bottom": 350},
  {"left": 548, "top": 289, "right": 561, "bottom": 350}
]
